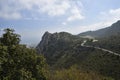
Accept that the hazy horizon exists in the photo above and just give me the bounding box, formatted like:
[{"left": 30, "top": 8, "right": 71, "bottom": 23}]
[{"left": 0, "top": 0, "right": 120, "bottom": 45}]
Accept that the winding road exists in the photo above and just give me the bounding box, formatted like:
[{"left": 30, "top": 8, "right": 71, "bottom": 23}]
[{"left": 81, "top": 40, "right": 120, "bottom": 57}]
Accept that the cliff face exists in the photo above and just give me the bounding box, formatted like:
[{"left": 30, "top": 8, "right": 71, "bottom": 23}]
[
  {"left": 36, "top": 31, "right": 79, "bottom": 53},
  {"left": 36, "top": 31, "right": 83, "bottom": 65},
  {"left": 36, "top": 31, "right": 52, "bottom": 54}
]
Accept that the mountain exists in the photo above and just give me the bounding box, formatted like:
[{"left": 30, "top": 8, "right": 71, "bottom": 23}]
[
  {"left": 79, "top": 20, "right": 120, "bottom": 38},
  {"left": 86, "top": 34, "right": 120, "bottom": 54},
  {"left": 36, "top": 31, "right": 83, "bottom": 65},
  {"left": 36, "top": 20, "right": 120, "bottom": 80}
]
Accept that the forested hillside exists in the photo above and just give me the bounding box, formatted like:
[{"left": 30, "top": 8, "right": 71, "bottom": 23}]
[
  {"left": 1, "top": 21, "right": 120, "bottom": 80},
  {"left": 86, "top": 34, "right": 120, "bottom": 54},
  {"left": 36, "top": 20, "right": 120, "bottom": 80},
  {"left": 0, "top": 28, "right": 114, "bottom": 80},
  {"left": 1, "top": 0, "right": 120, "bottom": 80},
  {"left": 36, "top": 32, "right": 83, "bottom": 65},
  {"left": 37, "top": 31, "right": 120, "bottom": 80}
]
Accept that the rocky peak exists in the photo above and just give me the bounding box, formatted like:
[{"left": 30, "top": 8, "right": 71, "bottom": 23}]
[
  {"left": 42, "top": 31, "right": 51, "bottom": 41},
  {"left": 36, "top": 31, "right": 77, "bottom": 54},
  {"left": 36, "top": 31, "right": 52, "bottom": 53}
]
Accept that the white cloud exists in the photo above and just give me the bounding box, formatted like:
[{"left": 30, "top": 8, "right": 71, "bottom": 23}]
[
  {"left": 18, "top": 0, "right": 71, "bottom": 16},
  {"left": 38, "top": 8, "right": 120, "bottom": 35},
  {"left": 0, "top": 11, "right": 22, "bottom": 20},
  {"left": 0, "top": 0, "right": 84, "bottom": 21},
  {"left": 64, "top": 1, "right": 85, "bottom": 23},
  {"left": 64, "top": 8, "right": 120, "bottom": 34},
  {"left": 109, "top": 8, "right": 120, "bottom": 16},
  {"left": 0, "top": 0, "right": 22, "bottom": 20},
  {"left": 67, "top": 6, "right": 84, "bottom": 21},
  {"left": 40, "top": 0, "right": 71, "bottom": 16},
  {"left": 98, "top": 8, "right": 120, "bottom": 27},
  {"left": 62, "top": 22, "right": 67, "bottom": 25},
  {"left": 59, "top": 21, "right": 115, "bottom": 35}
]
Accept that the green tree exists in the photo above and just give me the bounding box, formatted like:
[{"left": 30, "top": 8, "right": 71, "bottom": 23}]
[
  {"left": 0, "top": 28, "right": 47, "bottom": 80},
  {"left": 0, "top": 28, "right": 20, "bottom": 46}
]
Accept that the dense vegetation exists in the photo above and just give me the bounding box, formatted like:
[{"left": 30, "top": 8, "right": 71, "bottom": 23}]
[
  {"left": 1, "top": 28, "right": 119, "bottom": 80},
  {"left": 86, "top": 34, "right": 120, "bottom": 54},
  {"left": 37, "top": 31, "right": 120, "bottom": 80},
  {"left": 48, "top": 65, "right": 113, "bottom": 80},
  {"left": 36, "top": 32, "right": 84, "bottom": 65},
  {"left": 0, "top": 29, "right": 47, "bottom": 80}
]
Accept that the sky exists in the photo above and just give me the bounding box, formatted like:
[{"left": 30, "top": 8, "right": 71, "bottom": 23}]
[{"left": 0, "top": 0, "right": 120, "bottom": 46}]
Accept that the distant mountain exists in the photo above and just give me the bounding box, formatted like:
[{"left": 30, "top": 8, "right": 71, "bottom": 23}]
[{"left": 79, "top": 20, "right": 120, "bottom": 38}]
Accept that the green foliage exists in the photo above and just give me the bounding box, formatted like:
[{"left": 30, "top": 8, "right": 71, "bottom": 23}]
[
  {"left": 0, "top": 28, "right": 20, "bottom": 46},
  {"left": 0, "top": 28, "right": 47, "bottom": 80},
  {"left": 37, "top": 32, "right": 83, "bottom": 65},
  {"left": 50, "top": 45, "right": 120, "bottom": 79},
  {"left": 86, "top": 34, "right": 120, "bottom": 54},
  {"left": 48, "top": 65, "right": 114, "bottom": 80},
  {"left": 37, "top": 31, "right": 120, "bottom": 80},
  {"left": 81, "top": 50, "right": 120, "bottom": 80}
]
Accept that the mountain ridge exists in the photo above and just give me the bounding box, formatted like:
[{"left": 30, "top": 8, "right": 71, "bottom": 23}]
[
  {"left": 78, "top": 20, "right": 120, "bottom": 38},
  {"left": 36, "top": 20, "right": 120, "bottom": 80}
]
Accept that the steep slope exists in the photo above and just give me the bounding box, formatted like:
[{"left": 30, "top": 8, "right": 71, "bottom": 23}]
[
  {"left": 86, "top": 34, "right": 120, "bottom": 54},
  {"left": 36, "top": 31, "right": 120, "bottom": 80},
  {"left": 36, "top": 32, "right": 83, "bottom": 65},
  {"left": 79, "top": 20, "right": 120, "bottom": 38}
]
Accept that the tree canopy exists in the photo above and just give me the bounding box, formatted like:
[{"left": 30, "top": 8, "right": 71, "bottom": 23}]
[{"left": 0, "top": 28, "right": 47, "bottom": 80}]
